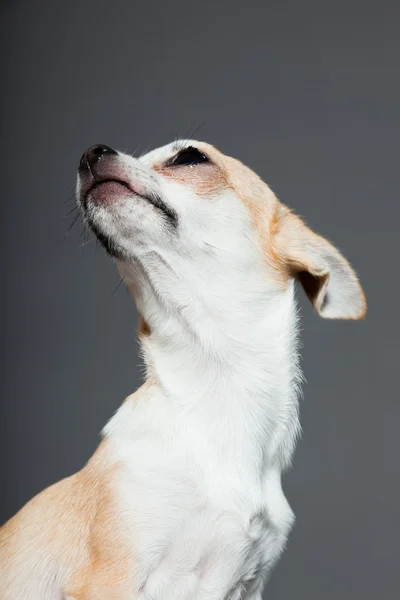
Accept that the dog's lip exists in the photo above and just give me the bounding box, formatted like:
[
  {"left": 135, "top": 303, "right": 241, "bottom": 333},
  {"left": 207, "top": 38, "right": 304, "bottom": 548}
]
[
  {"left": 84, "top": 177, "right": 178, "bottom": 226},
  {"left": 86, "top": 177, "right": 133, "bottom": 196}
]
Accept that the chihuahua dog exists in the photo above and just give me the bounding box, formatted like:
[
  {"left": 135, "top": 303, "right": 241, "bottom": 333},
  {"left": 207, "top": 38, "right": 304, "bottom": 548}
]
[{"left": 0, "top": 140, "right": 366, "bottom": 599}]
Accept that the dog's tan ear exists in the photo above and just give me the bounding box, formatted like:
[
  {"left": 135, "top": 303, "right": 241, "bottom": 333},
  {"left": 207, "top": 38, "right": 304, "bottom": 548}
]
[{"left": 274, "top": 206, "right": 366, "bottom": 319}]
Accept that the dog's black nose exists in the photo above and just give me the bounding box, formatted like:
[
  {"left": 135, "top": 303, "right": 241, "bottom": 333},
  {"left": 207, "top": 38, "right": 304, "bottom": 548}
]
[{"left": 79, "top": 144, "right": 117, "bottom": 170}]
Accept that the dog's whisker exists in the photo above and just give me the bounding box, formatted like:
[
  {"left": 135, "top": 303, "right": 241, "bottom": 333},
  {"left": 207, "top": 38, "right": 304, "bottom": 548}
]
[
  {"left": 187, "top": 121, "right": 205, "bottom": 142},
  {"left": 171, "top": 128, "right": 181, "bottom": 146},
  {"left": 57, "top": 205, "right": 79, "bottom": 222},
  {"left": 78, "top": 236, "right": 95, "bottom": 248},
  {"left": 109, "top": 276, "right": 126, "bottom": 298},
  {"left": 141, "top": 143, "right": 152, "bottom": 156},
  {"left": 61, "top": 213, "right": 80, "bottom": 243},
  {"left": 62, "top": 189, "right": 77, "bottom": 204},
  {"left": 183, "top": 121, "right": 196, "bottom": 142},
  {"left": 79, "top": 224, "right": 91, "bottom": 240}
]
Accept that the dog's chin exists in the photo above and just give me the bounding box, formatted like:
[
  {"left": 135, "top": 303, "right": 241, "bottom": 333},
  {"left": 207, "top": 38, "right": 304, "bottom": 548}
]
[{"left": 78, "top": 175, "right": 179, "bottom": 259}]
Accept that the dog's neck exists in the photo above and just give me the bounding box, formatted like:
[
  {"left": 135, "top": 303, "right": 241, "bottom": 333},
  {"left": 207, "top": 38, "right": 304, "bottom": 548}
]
[{"left": 105, "top": 282, "right": 301, "bottom": 476}]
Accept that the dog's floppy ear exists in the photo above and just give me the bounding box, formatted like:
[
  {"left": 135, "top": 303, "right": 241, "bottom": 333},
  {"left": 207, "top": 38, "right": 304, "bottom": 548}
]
[{"left": 274, "top": 206, "right": 366, "bottom": 319}]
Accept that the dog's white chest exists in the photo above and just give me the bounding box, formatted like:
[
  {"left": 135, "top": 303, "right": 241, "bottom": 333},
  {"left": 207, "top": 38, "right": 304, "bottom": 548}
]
[
  {"left": 114, "top": 439, "right": 294, "bottom": 600},
  {"left": 136, "top": 505, "right": 280, "bottom": 600}
]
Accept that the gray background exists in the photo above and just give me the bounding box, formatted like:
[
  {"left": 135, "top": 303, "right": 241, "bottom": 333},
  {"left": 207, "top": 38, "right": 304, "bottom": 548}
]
[{"left": 1, "top": 1, "right": 399, "bottom": 598}]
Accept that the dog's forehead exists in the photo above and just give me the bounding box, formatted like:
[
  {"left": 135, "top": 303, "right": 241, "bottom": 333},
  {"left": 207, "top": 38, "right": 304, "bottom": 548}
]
[{"left": 139, "top": 140, "right": 224, "bottom": 166}]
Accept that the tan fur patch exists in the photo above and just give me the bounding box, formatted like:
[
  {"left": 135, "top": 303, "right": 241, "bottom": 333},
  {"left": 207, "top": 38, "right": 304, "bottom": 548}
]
[
  {"left": 0, "top": 438, "right": 139, "bottom": 599},
  {"left": 154, "top": 161, "right": 227, "bottom": 198},
  {"left": 274, "top": 208, "right": 367, "bottom": 318},
  {"left": 195, "top": 146, "right": 288, "bottom": 285},
  {"left": 138, "top": 316, "right": 151, "bottom": 337}
]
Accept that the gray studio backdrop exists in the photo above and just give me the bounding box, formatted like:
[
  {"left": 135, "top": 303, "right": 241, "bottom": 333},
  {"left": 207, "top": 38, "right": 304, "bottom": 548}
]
[{"left": 1, "top": 1, "right": 399, "bottom": 599}]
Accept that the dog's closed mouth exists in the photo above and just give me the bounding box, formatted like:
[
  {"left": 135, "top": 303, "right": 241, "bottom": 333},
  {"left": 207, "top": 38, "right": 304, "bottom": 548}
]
[
  {"left": 86, "top": 178, "right": 178, "bottom": 227},
  {"left": 87, "top": 178, "right": 133, "bottom": 196}
]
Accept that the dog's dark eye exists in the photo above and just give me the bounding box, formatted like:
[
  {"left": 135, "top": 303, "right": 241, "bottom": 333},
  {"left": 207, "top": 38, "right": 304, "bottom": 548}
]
[{"left": 170, "top": 147, "right": 209, "bottom": 166}]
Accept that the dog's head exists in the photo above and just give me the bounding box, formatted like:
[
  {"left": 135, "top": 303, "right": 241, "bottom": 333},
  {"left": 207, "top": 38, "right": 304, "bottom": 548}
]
[{"left": 77, "top": 141, "right": 366, "bottom": 334}]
